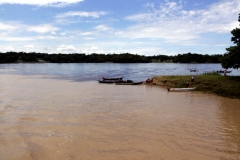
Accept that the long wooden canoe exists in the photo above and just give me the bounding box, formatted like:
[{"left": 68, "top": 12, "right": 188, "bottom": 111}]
[
  {"left": 167, "top": 87, "right": 196, "bottom": 92},
  {"left": 115, "top": 81, "right": 143, "bottom": 85},
  {"left": 216, "top": 70, "right": 232, "bottom": 73},
  {"left": 98, "top": 80, "right": 121, "bottom": 83},
  {"left": 102, "top": 76, "right": 124, "bottom": 80}
]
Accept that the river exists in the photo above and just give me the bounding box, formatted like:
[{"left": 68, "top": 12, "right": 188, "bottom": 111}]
[
  {"left": 1, "top": 63, "right": 240, "bottom": 81},
  {"left": 0, "top": 63, "right": 240, "bottom": 160}
]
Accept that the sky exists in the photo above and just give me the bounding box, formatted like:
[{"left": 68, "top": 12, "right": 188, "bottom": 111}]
[{"left": 0, "top": 0, "right": 239, "bottom": 56}]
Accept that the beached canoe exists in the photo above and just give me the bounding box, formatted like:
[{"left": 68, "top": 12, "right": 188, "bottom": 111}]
[
  {"left": 216, "top": 70, "right": 232, "bottom": 73},
  {"left": 167, "top": 87, "right": 196, "bottom": 92},
  {"left": 98, "top": 80, "right": 121, "bottom": 83},
  {"left": 115, "top": 80, "right": 143, "bottom": 85},
  {"left": 102, "top": 76, "right": 124, "bottom": 80},
  {"left": 190, "top": 69, "right": 198, "bottom": 72}
]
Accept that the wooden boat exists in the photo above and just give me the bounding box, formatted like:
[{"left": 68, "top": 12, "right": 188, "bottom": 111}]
[
  {"left": 102, "top": 76, "right": 124, "bottom": 80},
  {"left": 167, "top": 87, "right": 196, "bottom": 92},
  {"left": 190, "top": 69, "right": 198, "bottom": 72},
  {"left": 115, "top": 80, "right": 143, "bottom": 85},
  {"left": 98, "top": 80, "right": 121, "bottom": 83},
  {"left": 217, "top": 70, "right": 232, "bottom": 73}
]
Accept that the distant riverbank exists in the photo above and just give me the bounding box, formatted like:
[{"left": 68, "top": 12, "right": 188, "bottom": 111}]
[{"left": 152, "top": 73, "right": 240, "bottom": 99}]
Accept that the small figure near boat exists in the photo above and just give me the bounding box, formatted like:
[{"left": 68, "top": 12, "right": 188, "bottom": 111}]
[
  {"left": 191, "top": 75, "right": 194, "bottom": 82},
  {"left": 186, "top": 82, "right": 189, "bottom": 88},
  {"left": 146, "top": 78, "right": 153, "bottom": 83}
]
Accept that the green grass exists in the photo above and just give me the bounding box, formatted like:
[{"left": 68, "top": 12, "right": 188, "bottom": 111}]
[{"left": 153, "top": 73, "right": 240, "bottom": 99}]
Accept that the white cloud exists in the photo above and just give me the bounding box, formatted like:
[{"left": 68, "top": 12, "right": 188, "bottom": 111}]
[
  {"left": 0, "top": 0, "right": 238, "bottom": 56},
  {"left": 0, "top": 35, "right": 60, "bottom": 41},
  {"left": 94, "top": 25, "right": 111, "bottom": 31},
  {"left": 80, "top": 32, "right": 93, "bottom": 36},
  {"left": 36, "top": 35, "right": 58, "bottom": 40},
  {"left": 56, "top": 45, "right": 76, "bottom": 52},
  {"left": 24, "top": 44, "right": 34, "bottom": 48},
  {"left": 55, "top": 11, "right": 109, "bottom": 24},
  {"left": 123, "top": 0, "right": 240, "bottom": 43},
  {"left": 2, "top": 36, "right": 35, "bottom": 41},
  {"left": 125, "top": 13, "right": 152, "bottom": 22},
  {"left": 0, "top": 0, "right": 83, "bottom": 7},
  {"left": 22, "top": 45, "right": 36, "bottom": 52},
  {"left": 90, "top": 46, "right": 99, "bottom": 50},
  {"left": 0, "top": 22, "right": 19, "bottom": 31},
  {"left": 60, "top": 32, "right": 67, "bottom": 36},
  {"left": 27, "top": 24, "right": 59, "bottom": 34},
  {"left": 56, "top": 11, "right": 108, "bottom": 19},
  {"left": 0, "top": 46, "right": 15, "bottom": 52}
]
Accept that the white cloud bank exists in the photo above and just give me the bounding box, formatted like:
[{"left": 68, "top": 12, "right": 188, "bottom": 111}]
[
  {"left": 27, "top": 24, "right": 59, "bottom": 34},
  {"left": 0, "top": 22, "right": 18, "bottom": 31},
  {"left": 57, "top": 45, "right": 76, "bottom": 53},
  {"left": 56, "top": 11, "right": 108, "bottom": 19},
  {"left": 0, "top": 0, "right": 239, "bottom": 55},
  {"left": 123, "top": 0, "right": 240, "bottom": 44},
  {"left": 55, "top": 11, "right": 109, "bottom": 24},
  {"left": 0, "top": 0, "right": 83, "bottom": 7}
]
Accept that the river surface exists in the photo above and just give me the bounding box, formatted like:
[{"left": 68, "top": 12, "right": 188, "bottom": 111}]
[
  {"left": 0, "top": 63, "right": 240, "bottom": 160},
  {"left": 1, "top": 63, "right": 240, "bottom": 81}
]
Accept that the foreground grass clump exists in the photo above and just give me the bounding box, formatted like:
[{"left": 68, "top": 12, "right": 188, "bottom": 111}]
[{"left": 153, "top": 73, "right": 240, "bottom": 99}]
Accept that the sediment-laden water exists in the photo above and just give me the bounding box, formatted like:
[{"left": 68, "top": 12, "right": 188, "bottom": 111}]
[{"left": 0, "top": 74, "right": 240, "bottom": 160}]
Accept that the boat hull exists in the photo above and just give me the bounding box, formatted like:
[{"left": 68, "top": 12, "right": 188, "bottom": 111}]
[
  {"left": 167, "top": 87, "right": 196, "bottom": 92},
  {"left": 102, "top": 76, "right": 124, "bottom": 80},
  {"left": 217, "top": 70, "right": 232, "bottom": 73},
  {"left": 98, "top": 80, "right": 120, "bottom": 83},
  {"left": 115, "top": 81, "right": 143, "bottom": 85}
]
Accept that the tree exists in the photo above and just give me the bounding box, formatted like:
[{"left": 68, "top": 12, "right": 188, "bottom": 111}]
[{"left": 221, "top": 16, "right": 240, "bottom": 69}]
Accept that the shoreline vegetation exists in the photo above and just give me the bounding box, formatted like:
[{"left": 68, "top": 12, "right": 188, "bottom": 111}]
[
  {"left": 151, "top": 72, "right": 240, "bottom": 99},
  {"left": 0, "top": 52, "right": 222, "bottom": 63}
]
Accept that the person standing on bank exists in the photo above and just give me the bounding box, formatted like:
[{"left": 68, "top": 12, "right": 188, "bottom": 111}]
[{"left": 191, "top": 75, "right": 194, "bottom": 82}]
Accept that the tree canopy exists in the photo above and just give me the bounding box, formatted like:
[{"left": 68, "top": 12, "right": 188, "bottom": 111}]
[
  {"left": 0, "top": 52, "right": 223, "bottom": 64},
  {"left": 221, "top": 27, "right": 240, "bottom": 69}
]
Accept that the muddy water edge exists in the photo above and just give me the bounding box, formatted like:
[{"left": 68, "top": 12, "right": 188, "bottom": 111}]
[{"left": 0, "top": 75, "right": 240, "bottom": 160}]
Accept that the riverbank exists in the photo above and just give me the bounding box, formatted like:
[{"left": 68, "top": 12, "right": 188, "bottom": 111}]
[{"left": 152, "top": 73, "right": 240, "bottom": 99}]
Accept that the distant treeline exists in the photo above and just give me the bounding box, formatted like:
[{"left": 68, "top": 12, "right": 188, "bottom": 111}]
[{"left": 0, "top": 52, "right": 223, "bottom": 63}]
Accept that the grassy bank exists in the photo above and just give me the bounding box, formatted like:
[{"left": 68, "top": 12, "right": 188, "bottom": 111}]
[{"left": 152, "top": 72, "right": 240, "bottom": 99}]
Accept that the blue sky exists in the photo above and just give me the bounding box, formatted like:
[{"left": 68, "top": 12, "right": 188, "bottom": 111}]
[{"left": 0, "top": 0, "right": 239, "bottom": 56}]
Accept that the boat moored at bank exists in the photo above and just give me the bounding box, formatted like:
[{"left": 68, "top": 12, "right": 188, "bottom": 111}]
[{"left": 167, "top": 87, "right": 196, "bottom": 92}]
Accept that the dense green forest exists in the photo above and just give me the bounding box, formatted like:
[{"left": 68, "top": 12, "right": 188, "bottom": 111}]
[{"left": 0, "top": 51, "right": 223, "bottom": 63}]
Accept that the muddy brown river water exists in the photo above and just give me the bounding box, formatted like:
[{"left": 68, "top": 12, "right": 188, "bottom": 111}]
[{"left": 0, "top": 75, "right": 240, "bottom": 160}]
